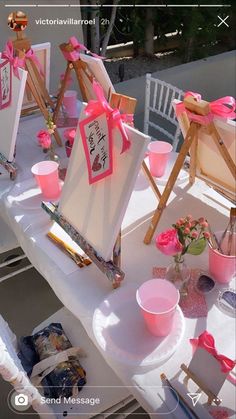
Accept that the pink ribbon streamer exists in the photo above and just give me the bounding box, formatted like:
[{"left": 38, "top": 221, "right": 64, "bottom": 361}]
[
  {"left": 2, "top": 40, "right": 25, "bottom": 79},
  {"left": 176, "top": 91, "right": 235, "bottom": 124},
  {"left": 84, "top": 80, "right": 132, "bottom": 154},
  {"left": 24, "top": 48, "right": 44, "bottom": 77},
  {"left": 190, "top": 331, "right": 236, "bottom": 373},
  {"left": 69, "top": 36, "right": 105, "bottom": 60}
]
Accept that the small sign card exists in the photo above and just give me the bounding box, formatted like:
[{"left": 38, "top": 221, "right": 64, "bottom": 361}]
[
  {"left": 79, "top": 110, "right": 112, "bottom": 184},
  {"left": 0, "top": 59, "right": 12, "bottom": 110}
]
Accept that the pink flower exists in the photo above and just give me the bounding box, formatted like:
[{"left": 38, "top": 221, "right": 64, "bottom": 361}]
[
  {"left": 200, "top": 221, "right": 208, "bottom": 228},
  {"left": 63, "top": 128, "right": 76, "bottom": 146},
  {"left": 191, "top": 231, "right": 198, "bottom": 238},
  {"left": 156, "top": 229, "right": 183, "bottom": 256},
  {"left": 184, "top": 227, "right": 190, "bottom": 234},
  {"left": 37, "top": 130, "right": 51, "bottom": 150},
  {"left": 203, "top": 231, "right": 210, "bottom": 239}
]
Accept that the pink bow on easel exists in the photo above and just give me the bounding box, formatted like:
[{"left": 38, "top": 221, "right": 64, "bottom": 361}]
[
  {"left": 2, "top": 40, "right": 44, "bottom": 78},
  {"left": 176, "top": 91, "right": 236, "bottom": 124},
  {"left": 69, "top": 36, "right": 105, "bottom": 60},
  {"left": 84, "top": 80, "right": 132, "bottom": 154},
  {"left": 2, "top": 40, "right": 25, "bottom": 79},
  {"left": 190, "top": 331, "right": 236, "bottom": 373},
  {"left": 185, "top": 91, "right": 236, "bottom": 119}
]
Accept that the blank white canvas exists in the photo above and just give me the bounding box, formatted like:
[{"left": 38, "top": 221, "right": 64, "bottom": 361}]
[
  {"left": 59, "top": 105, "right": 150, "bottom": 261},
  {"left": 188, "top": 348, "right": 227, "bottom": 395},
  {"left": 173, "top": 99, "right": 236, "bottom": 199},
  {"left": 80, "top": 53, "right": 115, "bottom": 101},
  {"left": 0, "top": 60, "right": 27, "bottom": 162}
]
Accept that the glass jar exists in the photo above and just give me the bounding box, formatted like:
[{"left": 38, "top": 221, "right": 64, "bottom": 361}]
[{"left": 166, "top": 254, "right": 190, "bottom": 291}]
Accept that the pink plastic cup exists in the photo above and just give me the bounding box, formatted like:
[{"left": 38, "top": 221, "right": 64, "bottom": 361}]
[
  {"left": 31, "top": 161, "right": 61, "bottom": 200},
  {"left": 63, "top": 90, "right": 78, "bottom": 117},
  {"left": 147, "top": 141, "right": 173, "bottom": 177},
  {"left": 209, "top": 231, "right": 236, "bottom": 284},
  {"left": 136, "top": 278, "right": 180, "bottom": 337}
]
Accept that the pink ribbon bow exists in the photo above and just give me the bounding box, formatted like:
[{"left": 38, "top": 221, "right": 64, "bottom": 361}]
[
  {"left": 70, "top": 36, "right": 105, "bottom": 60},
  {"left": 185, "top": 91, "right": 236, "bottom": 119},
  {"left": 2, "top": 40, "right": 25, "bottom": 79},
  {"left": 85, "top": 80, "right": 132, "bottom": 154},
  {"left": 176, "top": 91, "right": 235, "bottom": 125},
  {"left": 190, "top": 331, "right": 236, "bottom": 373}
]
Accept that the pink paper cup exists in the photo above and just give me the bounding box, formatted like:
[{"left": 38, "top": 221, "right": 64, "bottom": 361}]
[
  {"left": 31, "top": 161, "right": 61, "bottom": 201},
  {"left": 147, "top": 141, "right": 173, "bottom": 177},
  {"left": 209, "top": 231, "right": 236, "bottom": 284},
  {"left": 136, "top": 278, "right": 180, "bottom": 337},
  {"left": 63, "top": 90, "right": 78, "bottom": 117}
]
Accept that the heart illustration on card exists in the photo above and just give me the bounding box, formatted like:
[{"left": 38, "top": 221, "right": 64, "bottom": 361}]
[{"left": 92, "top": 154, "right": 102, "bottom": 172}]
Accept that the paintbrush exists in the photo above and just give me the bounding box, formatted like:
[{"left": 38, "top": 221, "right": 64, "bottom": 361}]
[
  {"left": 47, "top": 231, "right": 92, "bottom": 266},
  {"left": 160, "top": 373, "right": 200, "bottom": 419},
  {"left": 207, "top": 222, "right": 222, "bottom": 252},
  {"left": 47, "top": 234, "right": 84, "bottom": 268}
]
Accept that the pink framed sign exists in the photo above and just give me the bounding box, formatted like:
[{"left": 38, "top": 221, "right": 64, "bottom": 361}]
[
  {"left": 79, "top": 110, "right": 113, "bottom": 184},
  {"left": 0, "top": 59, "right": 12, "bottom": 110}
]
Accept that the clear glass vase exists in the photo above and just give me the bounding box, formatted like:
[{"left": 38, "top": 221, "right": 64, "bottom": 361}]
[{"left": 166, "top": 254, "right": 190, "bottom": 291}]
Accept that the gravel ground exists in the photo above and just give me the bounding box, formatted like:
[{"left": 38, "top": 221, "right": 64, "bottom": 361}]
[
  {"left": 104, "top": 51, "right": 182, "bottom": 84},
  {"left": 104, "top": 44, "right": 231, "bottom": 84}
]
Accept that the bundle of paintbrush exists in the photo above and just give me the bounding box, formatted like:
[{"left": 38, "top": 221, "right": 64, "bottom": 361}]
[
  {"left": 47, "top": 231, "right": 92, "bottom": 268},
  {"left": 207, "top": 208, "right": 236, "bottom": 256}
]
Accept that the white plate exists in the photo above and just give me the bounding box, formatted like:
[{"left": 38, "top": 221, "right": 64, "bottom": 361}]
[
  {"left": 6, "top": 178, "right": 61, "bottom": 210},
  {"left": 144, "top": 152, "right": 189, "bottom": 185},
  {"left": 93, "top": 284, "right": 185, "bottom": 367}
]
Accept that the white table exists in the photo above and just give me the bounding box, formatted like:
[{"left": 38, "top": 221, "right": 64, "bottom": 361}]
[{"left": 1, "top": 115, "right": 235, "bottom": 418}]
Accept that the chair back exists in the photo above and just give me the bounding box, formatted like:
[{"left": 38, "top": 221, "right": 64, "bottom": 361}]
[{"left": 144, "top": 73, "right": 184, "bottom": 151}]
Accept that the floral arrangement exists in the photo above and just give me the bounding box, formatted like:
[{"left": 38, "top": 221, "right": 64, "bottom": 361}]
[
  {"left": 156, "top": 215, "right": 210, "bottom": 258},
  {"left": 156, "top": 215, "right": 210, "bottom": 285},
  {"left": 37, "top": 113, "right": 56, "bottom": 156}
]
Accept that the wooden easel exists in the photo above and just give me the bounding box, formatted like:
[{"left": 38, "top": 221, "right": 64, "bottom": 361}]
[
  {"left": 144, "top": 96, "right": 236, "bottom": 244},
  {"left": 42, "top": 91, "right": 158, "bottom": 288},
  {"left": 42, "top": 202, "right": 124, "bottom": 288},
  {"left": 181, "top": 363, "right": 222, "bottom": 405},
  {"left": 54, "top": 38, "right": 161, "bottom": 202},
  {"left": 12, "top": 31, "right": 62, "bottom": 146},
  {"left": 109, "top": 92, "right": 162, "bottom": 202},
  {"left": 53, "top": 40, "right": 94, "bottom": 124}
]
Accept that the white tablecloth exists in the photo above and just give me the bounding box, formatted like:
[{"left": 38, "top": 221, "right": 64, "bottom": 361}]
[{"left": 1, "top": 115, "right": 235, "bottom": 418}]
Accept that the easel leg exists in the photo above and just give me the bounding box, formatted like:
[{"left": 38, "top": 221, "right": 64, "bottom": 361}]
[
  {"left": 73, "top": 61, "right": 89, "bottom": 102},
  {"left": 189, "top": 134, "right": 198, "bottom": 185},
  {"left": 29, "top": 59, "right": 55, "bottom": 109},
  {"left": 25, "top": 61, "right": 62, "bottom": 146},
  {"left": 141, "top": 160, "right": 162, "bottom": 200},
  {"left": 144, "top": 123, "right": 198, "bottom": 244},
  {"left": 210, "top": 123, "right": 236, "bottom": 178},
  {"left": 53, "top": 62, "right": 72, "bottom": 123},
  {"left": 113, "top": 230, "right": 121, "bottom": 268}
]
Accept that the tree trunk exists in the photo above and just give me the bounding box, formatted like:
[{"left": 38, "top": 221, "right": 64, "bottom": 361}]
[
  {"left": 184, "top": 37, "right": 194, "bottom": 62},
  {"left": 144, "top": 8, "right": 154, "bottom": 56},
  {"left": 80, "top": 0, "right": 88, "bottom": 46},
  {"left": 101, "top": 0, "right": 119, "bottom": 56},
  {"left": 90, "top": 0, "right": 100, "bottom": 54}
]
